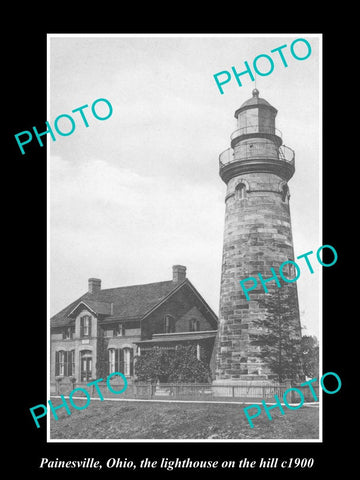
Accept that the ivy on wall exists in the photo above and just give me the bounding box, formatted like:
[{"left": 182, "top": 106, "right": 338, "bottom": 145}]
[
  {"left": 135, "top": 343, "right": 212, "bottom": 383},
  {"left": 96, "top": 331, "right": 109, "bottom": 379}
]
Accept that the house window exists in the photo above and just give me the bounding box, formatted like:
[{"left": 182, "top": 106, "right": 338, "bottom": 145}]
[
  {"left": 58, "top": 351, "right": 65, "bottom": 376},
  {"left": 164, "top": 314, "right": 175, "bottom": 333},
  {"left": 189, "top": 318, "right": 200, "bottom": 332},
  {"left": 236, "top": 183, "right": 246, "bottom": 200},
  {"left": 55, "top": 350, "right": 75, "bottom": 377},
  {"left": 108, "top": 348, "right": 116, "bottom": 374},
  {"left": 69, "top": 350, "right": 75, "bottom": 376},
  {"left": 80, "top": 350, "right": 93, "bottom": 382},
  {"left": 108, "top": 348, "right": 134, "bottom": 376},
  {"left": 115, "top": 324, "right": 125, "bottom": 337},
  {"left": 123, "top": 348, "right": 131, "bottom": 376},
  {"left": 80, "top": 315, "right": 91, "bottom": 338},
  {"left": 63, "top": 326, "right": 74, "bottom": 340}
]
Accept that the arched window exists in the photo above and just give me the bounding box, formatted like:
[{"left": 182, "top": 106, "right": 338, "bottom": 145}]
[
  {"left": 80, "top": 350, "right": 92, "bottom": 382},
  {"left": 164, "top": 314, "right": 175, "bottom": 333},
  {"left": 235, "top": 182, "right": 246, "bottom": 200},
  {"left": 189, "top": 318, "right": 200, "bottom": 332}
]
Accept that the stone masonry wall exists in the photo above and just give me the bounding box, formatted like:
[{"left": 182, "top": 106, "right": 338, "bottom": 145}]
[{"left": 216, "top": 171, "right": 301, "bottom": 380}]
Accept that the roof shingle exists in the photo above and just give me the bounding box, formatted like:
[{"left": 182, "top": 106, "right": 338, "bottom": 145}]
[{"left": 51, "top": 280, "right": 178, "bottom": 328}]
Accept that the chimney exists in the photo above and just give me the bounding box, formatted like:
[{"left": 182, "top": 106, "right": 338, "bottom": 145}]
[
  {"left": 88, "top": 278, "right": 101, "bottom": 294},
  {"left": 172, "top": 265, "right": 186, "bottom": 283}
]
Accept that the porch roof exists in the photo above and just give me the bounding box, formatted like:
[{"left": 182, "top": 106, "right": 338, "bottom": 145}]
[{"left": 135, "top": 330, "right": 217, "bottom": 344}]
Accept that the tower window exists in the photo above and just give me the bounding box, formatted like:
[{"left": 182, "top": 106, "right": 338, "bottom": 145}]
[
  {"left": 281, "top": 185, "right": 289, "bottom": 202},
  {"left": 287, "top": 260, "right": 296, "bottom": 277},
  {"left": 236, "top": 183, "right": 246, "bottom": 200}
]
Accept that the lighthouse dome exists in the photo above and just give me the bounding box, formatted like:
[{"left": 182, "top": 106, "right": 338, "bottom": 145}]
[{"left": 235, "top": 89, "right": 277, "bottom": 118}]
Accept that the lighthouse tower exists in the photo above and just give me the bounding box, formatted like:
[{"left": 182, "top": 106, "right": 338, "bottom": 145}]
[{"left": 215, "top": 89, "right": 302, "bottom": 384}]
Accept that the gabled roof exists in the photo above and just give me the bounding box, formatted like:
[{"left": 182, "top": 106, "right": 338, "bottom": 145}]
[
  {"left": 51, "top": 280, "right": 181, "bottom": 328},
  {"left": 51, "top": 278, "right": 218, "bottom": 329},
  {"left": 68, "top": 300, "right": 113, "bottom": 317}
]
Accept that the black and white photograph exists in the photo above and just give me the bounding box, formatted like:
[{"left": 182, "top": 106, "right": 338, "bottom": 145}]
[
  {"left": 10, "top": 28, "right": 348, "bottom": 476},
  {"left": 47, "top": 34, "right": 321, "bottom": 442}
]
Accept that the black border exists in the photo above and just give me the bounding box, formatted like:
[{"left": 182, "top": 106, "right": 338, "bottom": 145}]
[{"left": 10, "top": 26, "right": 346, "bottom": 477}]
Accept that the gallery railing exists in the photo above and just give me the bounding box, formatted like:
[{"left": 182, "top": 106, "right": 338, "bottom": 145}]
[{"left": 219, "top": 144, "right": 295, "bottom": 168}]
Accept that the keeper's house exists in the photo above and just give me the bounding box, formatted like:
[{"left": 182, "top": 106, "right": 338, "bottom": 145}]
[{"left": 50, "top": 265, "right": 218, "bottom": 390}]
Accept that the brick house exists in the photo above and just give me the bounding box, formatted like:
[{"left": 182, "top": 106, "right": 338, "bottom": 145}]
[{"left": 50, "top": 266, "right": 218, "bottom": 389}]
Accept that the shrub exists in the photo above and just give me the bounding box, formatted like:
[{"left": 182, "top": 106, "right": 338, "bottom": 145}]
[{"left": 135, "top": 345, "right": 212, "bottom": 383}]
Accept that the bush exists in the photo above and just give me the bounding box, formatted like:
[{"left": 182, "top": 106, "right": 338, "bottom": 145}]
[{"left": 135, "top": 345, "right": 212, "bottom": 383}]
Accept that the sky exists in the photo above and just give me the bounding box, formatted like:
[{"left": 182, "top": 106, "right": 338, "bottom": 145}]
[{"left": 49, "top": 34, "right": 321, "bottom": 337}]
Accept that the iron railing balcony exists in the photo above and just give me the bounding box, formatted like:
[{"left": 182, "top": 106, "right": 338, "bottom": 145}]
[
  {"left": 218, "top": 143, "right": 295, "bottom": 183},
  {"left": 219, "top": 144, "right": 295, "bottom": 168}
]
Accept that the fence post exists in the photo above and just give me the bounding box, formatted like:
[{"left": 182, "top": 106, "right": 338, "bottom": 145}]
[{"left": 284, "top": 381, "right": 291, "bottom": 402}]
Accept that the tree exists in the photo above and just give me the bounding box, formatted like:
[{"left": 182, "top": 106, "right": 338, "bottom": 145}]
[
  {"left": 250, "top": 285, "right": 303, "bottom": 383},
  {"left": 301, "top": 335, "right": 319, "bottom": 378}
]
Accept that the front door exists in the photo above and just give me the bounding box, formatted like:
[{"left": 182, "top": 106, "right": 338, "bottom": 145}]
[{"left": 80, "top": 351, "right": 92, "bottom": 381}]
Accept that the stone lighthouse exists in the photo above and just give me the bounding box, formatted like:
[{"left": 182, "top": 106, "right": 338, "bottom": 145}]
[{"left": 215, "top": 89, "right": 302, "bottom": 385}]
